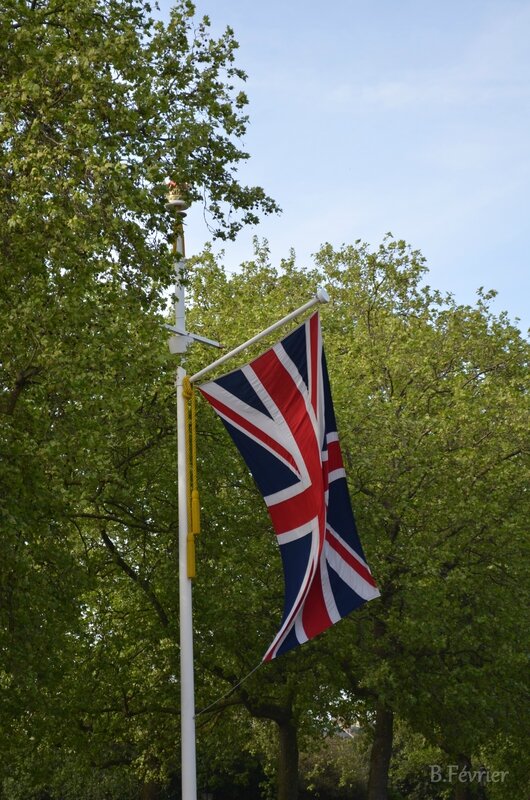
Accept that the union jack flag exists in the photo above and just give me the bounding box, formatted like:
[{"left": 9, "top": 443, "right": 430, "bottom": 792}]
[{"left": 199, "top": 312, "right": 379, "bottom": 661}]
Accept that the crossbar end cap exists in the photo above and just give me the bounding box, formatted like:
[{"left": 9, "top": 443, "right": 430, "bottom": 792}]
[{"left": 316, "top": 287, "right": 330, "bottom": 304}]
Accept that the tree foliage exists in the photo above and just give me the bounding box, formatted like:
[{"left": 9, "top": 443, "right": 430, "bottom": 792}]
[
  {"left": 1, "top": 0, "right": 277, "bottom": 794},
  {"left": 184, "top": 239, "right": 529, "bottom": 799},
  {"left": 1, "top": 4, "right": 528, "bottom": 796}
]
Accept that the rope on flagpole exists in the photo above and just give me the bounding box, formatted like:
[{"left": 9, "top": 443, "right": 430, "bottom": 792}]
[
  {"left": 189, "top": 383, "right": 200, "bottom": 536},
  {"left": 195, "top": 661, "right": 263, "bottom": 718},
  {"left": 182, "top": 376, "right": 200, "bottom": 578}
]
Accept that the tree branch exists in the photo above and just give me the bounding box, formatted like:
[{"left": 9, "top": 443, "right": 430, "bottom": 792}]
[
  {"left": 3, "top": 366, "right": 41, "bottom": 415},
  {"left": 99, "top": 528, "right": 170, "bottom": 629}
]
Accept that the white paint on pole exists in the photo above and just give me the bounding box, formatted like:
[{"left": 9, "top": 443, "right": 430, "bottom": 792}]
[
  {"left": 169, "top": 249, "right": 194, "bottom": 354},
  {"left": 166, "top": 185, "right": 197, "bottom": 800},
  {"left": 176, "top": 365, "right": 197, "bottom": 800}
]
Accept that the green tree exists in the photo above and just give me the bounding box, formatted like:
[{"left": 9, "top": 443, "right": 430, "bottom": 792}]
[
  {"left": 1, "top": 0, "right": 277, "bottom": 795},
  {"left": 314, "top": 240, "right": 529, "bottom": 800},
  {"left": 183, "top": 239, "right": 529, "bottom": 800},
  {"left": 3, "top": 19, "right": 528, "bottom": 790}
]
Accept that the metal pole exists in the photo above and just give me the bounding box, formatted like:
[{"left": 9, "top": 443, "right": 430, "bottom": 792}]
[
  {"left": 166, "top": 184, "right": 197, "bottom": 800},
  {"left": 176, "top": 365, "right": 197, "bottom": 800},
  {"left": 189, "top": 287, "right": 329, "bottom": 384}
]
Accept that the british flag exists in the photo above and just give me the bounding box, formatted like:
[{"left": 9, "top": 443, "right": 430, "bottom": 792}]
[{"left": 199, "top": 312, "right": 380, "bottom": 661}]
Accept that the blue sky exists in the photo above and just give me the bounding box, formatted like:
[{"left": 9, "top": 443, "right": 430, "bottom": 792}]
[{"left": 158, "top": 0, "right": 530, "bottom": 333}]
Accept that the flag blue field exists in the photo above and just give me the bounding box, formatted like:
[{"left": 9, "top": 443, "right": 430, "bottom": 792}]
[{"left": 199, "top": 312, "right": 380, "bottom": 660}]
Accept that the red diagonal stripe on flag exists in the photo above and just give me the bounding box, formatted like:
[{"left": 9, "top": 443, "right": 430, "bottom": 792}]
[
  {"left": 202, "top": 392, "right": 299, "bottom": 474},
  {"left": 326, "top": 530, "right": 378, "bottom": 588}
]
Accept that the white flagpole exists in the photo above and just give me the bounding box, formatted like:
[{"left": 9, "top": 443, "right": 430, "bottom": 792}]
[
  {"left": 176, "top": 366, "right": 197, "bottom": 800},
  {"left": 166, "top": 185, "right": 196, "bottom": 800},
  {"left": 177, "top": 367, "right": 197, "bottom": 800},
  {"left": 189, "top": 287, "right": 329, "bottom": 384}
]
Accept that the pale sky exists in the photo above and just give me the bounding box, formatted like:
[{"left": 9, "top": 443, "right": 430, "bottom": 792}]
[{"left": 157, "top": 0, "right": 530, "bottom": 333}]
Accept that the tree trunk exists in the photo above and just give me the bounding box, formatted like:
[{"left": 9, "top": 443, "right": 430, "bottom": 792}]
[
  {"left": 277, "top": 718, "right": 299, "bottom": 800},
  {"left": 140, "top": 782, "right": 159, "bottom": 800},
  {"left": 367, "top": 702, "right": 394, "bottom": 800},
  {"left": 453, "top": 755, "right": 472, "bottom": 800}
]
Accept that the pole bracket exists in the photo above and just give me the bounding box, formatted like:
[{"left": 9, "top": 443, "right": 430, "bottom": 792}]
[{"left": 166, "top": 324, "right": 222, "bottom": 353}]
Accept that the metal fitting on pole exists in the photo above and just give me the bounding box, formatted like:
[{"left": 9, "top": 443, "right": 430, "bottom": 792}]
[{"left": 166, "top": 182, "right": 193, "bottom": 354}]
